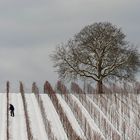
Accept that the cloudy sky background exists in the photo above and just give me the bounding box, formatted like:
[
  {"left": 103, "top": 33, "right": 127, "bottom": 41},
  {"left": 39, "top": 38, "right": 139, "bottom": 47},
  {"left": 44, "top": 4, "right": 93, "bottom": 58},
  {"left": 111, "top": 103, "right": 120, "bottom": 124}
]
[{"left": 0, "top": 0, "right": 140, "bottom": 91}]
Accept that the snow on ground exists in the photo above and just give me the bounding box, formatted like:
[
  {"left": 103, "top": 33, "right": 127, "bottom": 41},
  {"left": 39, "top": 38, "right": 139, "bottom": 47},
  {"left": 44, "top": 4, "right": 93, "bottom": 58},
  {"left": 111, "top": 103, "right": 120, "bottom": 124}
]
[
  {"left": 56, "top": 93, "right": 86, "bottom": 139},
  {"left": 40, "top": 94, "right": 68, "bottom": 140},
  {"left": 70, "top": 94, "right": 106, "bottom": 139},
  {"left": 9, "top": 93, "right": 28, "bottom": 140},
  {"left": 85, "top": 94, "right": 121, "bottom": 135},
  {"left": 0, "top": 92, "right": 139, "bottom": 140},
  {"left": 0, "top": 93, "right": 7, "bottom": 140},
  {"left": 25, "top": 93, "right": 48, "bottom": 140}
]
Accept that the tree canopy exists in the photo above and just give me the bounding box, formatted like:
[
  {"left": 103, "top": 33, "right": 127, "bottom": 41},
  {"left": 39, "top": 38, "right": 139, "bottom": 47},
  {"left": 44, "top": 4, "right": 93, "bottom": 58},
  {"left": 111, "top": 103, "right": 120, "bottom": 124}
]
[{"left": 51, "top": 22, "right": 140, "bottom": 93}]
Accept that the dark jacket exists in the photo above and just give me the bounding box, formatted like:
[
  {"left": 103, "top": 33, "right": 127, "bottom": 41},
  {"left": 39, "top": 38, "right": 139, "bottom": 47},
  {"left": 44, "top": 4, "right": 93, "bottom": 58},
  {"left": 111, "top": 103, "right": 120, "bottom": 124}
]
[{"left": 9, "top": 104, "right": 14, "bottom": 111}]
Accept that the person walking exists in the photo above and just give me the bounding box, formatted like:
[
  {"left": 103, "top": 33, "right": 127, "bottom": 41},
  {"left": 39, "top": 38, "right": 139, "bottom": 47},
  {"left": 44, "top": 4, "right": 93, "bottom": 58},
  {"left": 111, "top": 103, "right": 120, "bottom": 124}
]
[{"left": 9, "top": 104, "right": 15, "bottom": 117}]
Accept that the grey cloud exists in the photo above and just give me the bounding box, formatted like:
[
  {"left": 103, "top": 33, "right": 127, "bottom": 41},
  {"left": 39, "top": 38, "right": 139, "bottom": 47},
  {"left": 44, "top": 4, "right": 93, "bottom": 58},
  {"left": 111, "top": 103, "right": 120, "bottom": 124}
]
[
  {"left": 0, "top": 47, "right": 58, "bottom": 91},
  {"left": 0, "top": 0, "right": 140, "bottom": 47},
  {"left": 0, "top": 0, "right": 139, "bottom": 89}
]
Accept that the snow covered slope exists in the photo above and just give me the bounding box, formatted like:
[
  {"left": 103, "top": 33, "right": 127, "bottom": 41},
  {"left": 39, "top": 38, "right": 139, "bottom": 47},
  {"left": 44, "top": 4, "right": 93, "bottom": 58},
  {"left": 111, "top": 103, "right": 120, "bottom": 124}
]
[
  {"left": 40, "top": 94, "right": 68, "bottom": 140},
  {"left": 25, "top": 93, "right": 48, "bottom": 140},
  {"left": 9, "top": 93, "right": 28, "bottom": 140},
  {"left": 0, "top": 92, "right": 139, "bottom": 140},
  {"left": 0, "top": 93, "right": 7, "bottom": 140}
]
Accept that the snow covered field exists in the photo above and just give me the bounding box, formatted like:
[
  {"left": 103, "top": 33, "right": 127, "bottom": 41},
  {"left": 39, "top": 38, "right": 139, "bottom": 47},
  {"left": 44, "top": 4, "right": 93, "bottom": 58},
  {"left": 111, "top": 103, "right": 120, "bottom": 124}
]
[
  {"left": 0, "top": 93, "right": 7, "bottom": 140},
  {"left": 0, "top": 89, "right": 140, "bottom": 140}
]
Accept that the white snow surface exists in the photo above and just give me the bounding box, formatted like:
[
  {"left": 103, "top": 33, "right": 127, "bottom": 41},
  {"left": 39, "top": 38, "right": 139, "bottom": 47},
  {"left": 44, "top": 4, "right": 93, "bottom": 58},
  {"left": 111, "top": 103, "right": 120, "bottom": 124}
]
[
  {"left": 0, "top": 93, "right": 7, "bottom": 140},
  {"left": 25, "top": 93, "right": 48, "bottom": 140},
  {"left": 56, "top": 94, "right": 85, "bottom": 139},
  {"left": 85, "top": 94, "right": 121, "bottom": 135},
  {"left": 70, "top": 94, "right": 106, "bottom": 139},
  {"left": 9, "top": 93, "right": 28, "bottom": 140},
  {"left": 0, "top": 92, "right": 138, "bottom": 140},
  {"left": 40, "top": 94, "right": 68, "bottom": 140}
]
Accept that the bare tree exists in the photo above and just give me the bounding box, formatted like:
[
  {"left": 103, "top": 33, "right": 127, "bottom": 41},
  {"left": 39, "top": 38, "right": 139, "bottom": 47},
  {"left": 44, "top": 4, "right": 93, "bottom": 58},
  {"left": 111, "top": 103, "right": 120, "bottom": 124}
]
[
  {"left": 20, "top": 81, "right": 24, "bottom": 93},
  {"left": 51, "top": 22, "right": 140, "bottom": 93},
  {"left": 6, "top": 81, "right": 10, "bottom": 93},
  {"left": 32, "top": 82, "right": 39, "bottom": 93}
]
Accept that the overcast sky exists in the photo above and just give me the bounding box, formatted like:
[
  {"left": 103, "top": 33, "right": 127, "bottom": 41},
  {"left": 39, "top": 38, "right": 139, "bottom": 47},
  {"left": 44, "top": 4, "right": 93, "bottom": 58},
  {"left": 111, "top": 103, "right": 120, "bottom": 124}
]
[{"left": 0, "top": 0, "right": 140, "bottom": 91}]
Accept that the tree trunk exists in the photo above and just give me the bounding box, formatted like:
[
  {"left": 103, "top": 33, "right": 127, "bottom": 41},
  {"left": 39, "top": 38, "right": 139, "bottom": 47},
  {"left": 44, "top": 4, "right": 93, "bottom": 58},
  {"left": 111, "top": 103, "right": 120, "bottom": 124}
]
[{"left": 97, "top": 80, "right": 103, "bottom": 94}]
